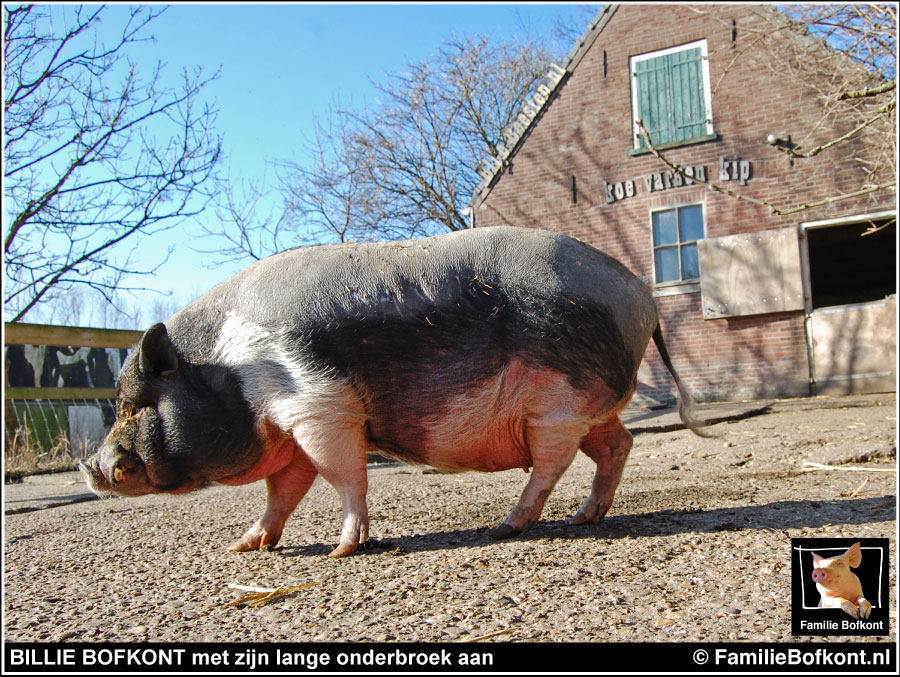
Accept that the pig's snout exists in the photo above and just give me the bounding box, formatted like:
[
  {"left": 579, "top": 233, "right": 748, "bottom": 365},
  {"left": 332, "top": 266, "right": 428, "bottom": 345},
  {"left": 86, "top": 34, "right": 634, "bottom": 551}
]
[
  {"left": 79, "top": 454, "right": 114, "bottom": 495},
  {"left": 811, "top": 569, "right": 828, "bottom": 585},
  {"left": 79, "top": 442, "right": 153, "bottom": 497}
]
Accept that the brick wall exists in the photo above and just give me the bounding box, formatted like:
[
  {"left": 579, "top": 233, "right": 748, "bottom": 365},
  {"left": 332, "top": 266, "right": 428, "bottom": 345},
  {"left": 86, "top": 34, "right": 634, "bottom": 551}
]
[
  {"left": 475, "top": 4, "right": 894, "bottom": 403},
  {"left": 639, "top": 294, "right": 811, "bottom": 403}
]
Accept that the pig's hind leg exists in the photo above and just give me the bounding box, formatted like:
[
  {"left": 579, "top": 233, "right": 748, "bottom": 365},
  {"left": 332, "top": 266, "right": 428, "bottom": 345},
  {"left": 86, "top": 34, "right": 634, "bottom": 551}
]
[
  {"left": 571, "top": 416, "right": 633, "bottom": 525},
  {"left": 488, "top": 421, "right": 583, "bottom": 539},
  {"left": 230, "top": 453, "right": 318, "bottom": 551}
]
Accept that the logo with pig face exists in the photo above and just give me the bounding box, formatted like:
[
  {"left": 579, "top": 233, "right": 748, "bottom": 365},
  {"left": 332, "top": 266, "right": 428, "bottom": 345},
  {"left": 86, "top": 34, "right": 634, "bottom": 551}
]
[
  {"left": 811, "top": 542, "right": 870, "bottom": 619},
  {"left": 792, "top": 538, "right": 889, "bottom": 636}
]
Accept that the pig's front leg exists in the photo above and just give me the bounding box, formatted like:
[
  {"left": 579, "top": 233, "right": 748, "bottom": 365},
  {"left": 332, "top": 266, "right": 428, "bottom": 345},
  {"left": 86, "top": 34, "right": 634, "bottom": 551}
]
[
  {"left": 837, "top": 597, "right": 872, "bottom": 619},
  {"left": 837, "top": 598, "right": 860, "bottom": 618},
  {"left": 293, "top": 418, "right": 370, "bottom": 558},
  {"left": 856, "top": 597, "right": 872, "bottom": 619},
  {"left": 230, "top": 452, "right": 318, "bottom": 551}
]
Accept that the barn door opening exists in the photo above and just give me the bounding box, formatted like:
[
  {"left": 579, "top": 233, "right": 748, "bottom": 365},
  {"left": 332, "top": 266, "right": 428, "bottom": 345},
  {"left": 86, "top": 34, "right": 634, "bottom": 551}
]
[{"left": 802, "top": 214, "right": 896, "bottom": 395}]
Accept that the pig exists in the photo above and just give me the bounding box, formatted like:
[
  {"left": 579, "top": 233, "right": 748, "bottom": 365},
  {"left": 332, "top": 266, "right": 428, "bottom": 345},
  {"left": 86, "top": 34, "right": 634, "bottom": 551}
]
[
  {"left": 80, "top": 226, "right": 707, "bottom": 557},
  {"left": 811, "top": 542, "right": 871, "bottom": 618}
]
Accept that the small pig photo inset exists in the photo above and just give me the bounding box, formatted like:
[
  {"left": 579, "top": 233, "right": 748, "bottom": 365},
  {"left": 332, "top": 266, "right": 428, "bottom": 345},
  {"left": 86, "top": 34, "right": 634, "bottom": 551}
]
[{"left": 792, "top": 537, "right": 890, "bottom": 636}]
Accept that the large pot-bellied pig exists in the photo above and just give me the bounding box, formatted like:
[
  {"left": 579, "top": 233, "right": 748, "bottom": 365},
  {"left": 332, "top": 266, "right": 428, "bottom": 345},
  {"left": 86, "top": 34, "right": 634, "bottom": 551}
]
[{"left": 80, "top": 226, "right": 707, "bottom": 557}]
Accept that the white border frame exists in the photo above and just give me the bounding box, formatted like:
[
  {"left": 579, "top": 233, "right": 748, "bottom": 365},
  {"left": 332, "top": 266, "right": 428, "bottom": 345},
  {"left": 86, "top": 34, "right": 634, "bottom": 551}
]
[{"left": 794, "top": 544, "right": 885, "bottom": 611}]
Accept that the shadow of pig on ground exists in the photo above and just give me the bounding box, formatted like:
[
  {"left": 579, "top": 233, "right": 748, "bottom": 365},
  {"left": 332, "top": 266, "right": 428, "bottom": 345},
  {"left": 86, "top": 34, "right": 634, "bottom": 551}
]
[{"left": 269, "top": 494, "right": 895, "bottom": 558}]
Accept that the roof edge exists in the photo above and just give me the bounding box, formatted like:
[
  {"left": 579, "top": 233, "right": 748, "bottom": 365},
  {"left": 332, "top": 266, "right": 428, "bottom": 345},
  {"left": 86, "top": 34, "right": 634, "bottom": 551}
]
[
  {"left": 467, "top": 4, "right": 619, "bottom": 213},
  {"left": 564, "top": 3, "right": 618, "bottom": 74}
]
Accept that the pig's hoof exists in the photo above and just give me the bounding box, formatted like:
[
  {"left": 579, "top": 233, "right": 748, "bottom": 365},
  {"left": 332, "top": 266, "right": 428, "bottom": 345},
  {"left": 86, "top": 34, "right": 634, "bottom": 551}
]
[
  {"left": 571, "top": 510, "right": 608, "bottom": 526},
  {"left": 229, "top": 526, "right": 280, "bottom": 552},
  {"left": 571, "top": 500, "right": 611, "bottom": 525},
  {"left": 487, "top": 523, "right": 522, "bottom": 540},
  {"left": 328, "top": 542, "right": 360, "bottom": 558},
  {"left": 229, "top": 537, "right": 268, "bottom": 552},
  {"left": 571, "top": 507, "right": 601, "bottom": 525}
]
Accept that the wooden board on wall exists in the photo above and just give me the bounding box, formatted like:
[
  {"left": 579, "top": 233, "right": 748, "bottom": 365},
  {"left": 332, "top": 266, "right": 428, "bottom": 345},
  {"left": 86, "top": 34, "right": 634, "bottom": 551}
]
[{"left": 698, "top": 227, "right": 805, "bottom": 319}]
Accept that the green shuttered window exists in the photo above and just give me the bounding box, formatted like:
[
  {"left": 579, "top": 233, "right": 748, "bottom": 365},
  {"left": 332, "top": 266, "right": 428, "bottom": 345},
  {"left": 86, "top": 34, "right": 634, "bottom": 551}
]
[{"left": 631, "top": 41, "right": 714, "bottom": 150}]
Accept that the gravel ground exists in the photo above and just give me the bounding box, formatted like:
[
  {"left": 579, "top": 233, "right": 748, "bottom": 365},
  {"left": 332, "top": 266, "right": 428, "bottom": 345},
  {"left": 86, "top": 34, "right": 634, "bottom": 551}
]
[{"left": 3, "top": 392, "right": 896, "bottom": 645}]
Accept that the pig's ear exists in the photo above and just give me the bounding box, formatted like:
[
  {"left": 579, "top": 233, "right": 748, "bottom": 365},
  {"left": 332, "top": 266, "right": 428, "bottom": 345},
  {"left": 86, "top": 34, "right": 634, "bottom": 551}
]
[
  {"left": 811, "top": 552, "right": 823, "bottom": 566},
  {"left": 845, "top": 542, "right": 862, "bottom": 568},
  {"left": 139, "top": 323, "right": 179, "bottom": 380}
]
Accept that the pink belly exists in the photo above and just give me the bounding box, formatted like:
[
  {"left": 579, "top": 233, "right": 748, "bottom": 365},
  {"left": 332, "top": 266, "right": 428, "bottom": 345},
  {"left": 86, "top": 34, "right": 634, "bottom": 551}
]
[
  {"left": 424, "top": 432, "right": 533, "bottom": 472},
  {"left": 367, "top": 418, "right": 531, "bottom": 472},
  {"left": 369, "top": 360, "right": 606, "bottom": 473}
]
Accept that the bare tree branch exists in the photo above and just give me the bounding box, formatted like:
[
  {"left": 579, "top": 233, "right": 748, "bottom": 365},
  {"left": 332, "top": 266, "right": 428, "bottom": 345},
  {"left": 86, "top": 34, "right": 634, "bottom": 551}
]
[
  {"left": 194, "top": 168, "right": 295, "bottom": 262},
  {"left": 744, "top": 5, "right": 896, "bottom": 189},
  {"left": 772, "top": 99, "right": 895, "bottom": 159},
  {"left": 663, "top": 5, "right": 896, "bottom": 219},
  {"left": 636, "top": 119, "right": 895, "bottom": 217},
  {"left": 3, "top": 5, "right": 222, "bottom": 323},
  {"left": 839, "top": 80, "right": 896, "bottom": 100},
  {"left": 201, "top": 31, "right": 566, "bottom": 263}
]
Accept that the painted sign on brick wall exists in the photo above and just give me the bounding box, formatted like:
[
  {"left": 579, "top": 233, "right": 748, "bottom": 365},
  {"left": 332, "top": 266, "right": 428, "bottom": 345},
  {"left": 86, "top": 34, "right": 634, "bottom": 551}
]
[{"left": 603, "top": 158, "right": 753, "bottom": 204}]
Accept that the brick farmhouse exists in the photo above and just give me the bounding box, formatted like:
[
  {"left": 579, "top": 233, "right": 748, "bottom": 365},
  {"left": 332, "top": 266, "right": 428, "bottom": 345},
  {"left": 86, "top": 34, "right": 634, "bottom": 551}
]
[{"left": 469, "top": 4, "right": 896, "bottom": 403}]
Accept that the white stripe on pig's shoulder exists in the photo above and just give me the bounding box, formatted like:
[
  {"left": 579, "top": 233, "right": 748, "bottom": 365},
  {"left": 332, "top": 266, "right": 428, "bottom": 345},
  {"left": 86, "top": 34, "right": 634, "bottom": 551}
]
[{"left": 212, "top": 313, "right": 365, "bottom": 432}]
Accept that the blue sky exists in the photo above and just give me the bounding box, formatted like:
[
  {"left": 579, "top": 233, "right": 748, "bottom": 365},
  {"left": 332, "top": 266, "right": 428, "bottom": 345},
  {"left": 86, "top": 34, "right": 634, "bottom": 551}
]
[{"left": 80, "top": 3, "right": 598, "bottom": 323}]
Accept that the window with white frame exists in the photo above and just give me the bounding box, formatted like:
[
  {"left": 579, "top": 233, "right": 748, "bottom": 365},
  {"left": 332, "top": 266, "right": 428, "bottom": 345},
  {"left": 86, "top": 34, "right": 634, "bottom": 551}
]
[
  {"left": 652, "top": 204, "right": 704, "bottom": 284},
  {"left": 630, "top": 40, "right": 715, "bottom": 151}
]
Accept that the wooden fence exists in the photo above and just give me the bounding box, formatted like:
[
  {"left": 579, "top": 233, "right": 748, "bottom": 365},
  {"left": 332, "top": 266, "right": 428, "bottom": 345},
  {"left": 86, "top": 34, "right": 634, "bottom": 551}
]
[{"left": 4, "top": 322, "right": 143, "bottom": 456}]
